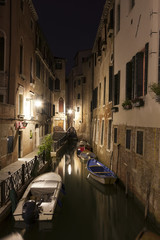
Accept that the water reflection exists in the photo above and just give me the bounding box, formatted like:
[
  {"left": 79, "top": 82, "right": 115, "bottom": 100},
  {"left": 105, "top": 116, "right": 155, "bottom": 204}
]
[{"left": 0, "top": 143, "right": 159, "bottom": 240}]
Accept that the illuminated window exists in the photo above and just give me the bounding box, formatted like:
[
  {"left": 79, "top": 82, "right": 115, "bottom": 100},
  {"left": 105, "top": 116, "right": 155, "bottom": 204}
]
[{"left": 59, "top": 97, "right": 64, "bottom": 112}]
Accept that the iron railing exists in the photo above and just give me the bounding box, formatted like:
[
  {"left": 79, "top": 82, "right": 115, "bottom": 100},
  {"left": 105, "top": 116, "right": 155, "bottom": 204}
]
[{"left": 0, "top": 155, "right": 45, "bottom": 207}]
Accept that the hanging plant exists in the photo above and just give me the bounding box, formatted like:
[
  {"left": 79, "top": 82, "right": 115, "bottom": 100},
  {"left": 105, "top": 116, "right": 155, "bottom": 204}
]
[
  {"left": 150, "top": 83, "right": 160, "bottom": 102},
  {"left": 122, "top": 99, "right": 132, "bottom": 110},
  {"left": 132, "top": 98, "right": 144, "bottom": 107}
]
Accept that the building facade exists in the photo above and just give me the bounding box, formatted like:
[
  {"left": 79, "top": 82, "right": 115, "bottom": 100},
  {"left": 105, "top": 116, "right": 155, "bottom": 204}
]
[
  {"left": 112, "top": 0, "right": 160, "bottom": 225},
  {"left": 0, "top": 0, "right": 66, "bottom": 168},
  {"left": 68, "top": 50, "right": 92, "bottom": 142},
  {"left": 91, "top": 0, "right": 114, "bottom": 167},
  {"left": 53, "top": 57, "right": 66, "bottom": 131}
]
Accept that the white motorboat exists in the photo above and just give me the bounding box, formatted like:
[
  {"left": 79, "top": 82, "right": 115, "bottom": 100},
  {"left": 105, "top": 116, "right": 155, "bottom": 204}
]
[{"left": 13, "top": 172, "right": 62, "bottom": 223}]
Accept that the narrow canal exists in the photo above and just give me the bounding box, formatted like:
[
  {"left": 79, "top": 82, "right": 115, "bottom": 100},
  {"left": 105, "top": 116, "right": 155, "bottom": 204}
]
[{"left": 0, "top": 141, "right": 158, "bottom": 240}]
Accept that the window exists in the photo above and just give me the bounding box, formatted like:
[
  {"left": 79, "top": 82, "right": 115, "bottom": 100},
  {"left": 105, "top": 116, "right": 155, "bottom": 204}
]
[
  {"left": 130, "top": 0, "right": 135, "bottom": 9},
  {"left": 107, "top": 119, "right": 112, "bottom": 150},
  {"left": 109, "top": 66, "right": 113, "bottom": 102},
  {"left": 126, "top": 129, "right": 131, "bottom": 150},
  {"left": 59, "top": 97, "right": 64, "bottom": 112},
  {"left": 93, "top": 87, "right": 98, "bottom": 109},
  {"left": 77, "top": 106, "right": 80, "bottom": 112},
  {"left": 136, "top": 131, "right": 143, "bottom": 155},
  {"left": 103, "top": 77, "right": 106, "bottom": 105},
  {"left": 114, "top": 71, "right": 120, "bottom": 105},
  {"left": 49, "top": 77, "right": 53, "bottom": 91},
  {"left": 82, "top": 77, "right": 86, "bottom": 83},
  {"left": 55, "top": 78, "right": 60, "bottom": 90},
  {"left": 55, "top": 61, "right": 62, "bottom": 69},
  {"left": 53, "top": 104, "right": 55, "bottom": 116},
  {"left": 96, "top": 120, "right": 99, "bottom": 144},
  {"left": 0, "top": 95, "right": 4, "bottom": 103},
  {"left": 101, "top": 119, "right": 104, "bottom": 146},
  {"left": 78, "top": 79, "right": 81, "bottom": 85},
  {"left": 20, "top": 0, "right": 24, "bottom": 11},
  {"left": 114, "top": 127, "right": 117, "bottom": 144},
  {"left": 36, "top": 56, "right": 40, "bottom": 79},
  {"left": 99, "top": 82, "right": 101, "bottom": 106},
  {"left": 117, "top": 3, "right": 120, "bottom": 33},
  {"left": 93, "top": 120, "right": 96, "bottom": 142},
  {"left": 18, "top": 94, "right": 24, "bottom": 115},
  {"left": 7, "top": 136, "right": 14, "bottom": 154},
  {"left": 126, "top": 43, "right": 149, "bottom": 99},
  {"left": 0, "top": 0, "right": 6, "bottom": 6},
  {"left": 77, "top": 93, "right": 80, "bottom": 99},
  {"left": 0, "top": 36, "right": 4, "bottom": 71},
  {"left": 20, "top": 42, "right": 23, "bottom": 74}
]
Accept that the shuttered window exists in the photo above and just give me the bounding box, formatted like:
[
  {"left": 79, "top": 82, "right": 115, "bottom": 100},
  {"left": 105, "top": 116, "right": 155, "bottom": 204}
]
[
  {"left": 125, "top": 43, "right": 149, "bottom": 99},
  {"left": 114, "top": 71, "right": 120, "bottom": 105},
  {"left": 109, "top": 66, "right": 113, "bottom": 102}
]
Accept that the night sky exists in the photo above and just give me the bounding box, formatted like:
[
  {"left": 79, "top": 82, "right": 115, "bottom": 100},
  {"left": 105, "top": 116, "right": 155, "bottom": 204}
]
[{"left": 32, "top": 0, "right": 106, "bottom": 75}]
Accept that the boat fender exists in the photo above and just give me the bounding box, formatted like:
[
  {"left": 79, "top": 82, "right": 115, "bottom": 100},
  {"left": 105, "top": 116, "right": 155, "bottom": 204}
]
[
  {"left": 61, "top": 183, "right": 66, "bottom": 194},
  {"left": 57, "top": 199, "right": 62, "bottom": 208}
]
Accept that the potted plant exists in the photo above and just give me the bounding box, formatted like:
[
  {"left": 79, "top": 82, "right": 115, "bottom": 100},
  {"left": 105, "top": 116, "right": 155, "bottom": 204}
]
[
  {"left": 132, "top": 97, "right": 144, "bottom": 107},
  {"left": 122, "top": 99, "right": 132, "bottom": 110},
  {"left": 150, "top": 83, "right": 160, "bottom": 102}
]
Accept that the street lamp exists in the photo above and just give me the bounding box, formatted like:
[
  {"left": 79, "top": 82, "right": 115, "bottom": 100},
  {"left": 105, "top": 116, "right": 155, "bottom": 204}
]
[
  {"left": 35, "top": 99, "right": 42, "bottom": 107},
  {"left": 67, "top": 109, "right": 73, "bottom": 115}
]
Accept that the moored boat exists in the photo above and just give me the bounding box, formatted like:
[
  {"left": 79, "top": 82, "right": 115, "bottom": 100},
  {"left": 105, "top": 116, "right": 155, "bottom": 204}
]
[
  {"left": 76, "top": 140, "right": 92, "bottom": 156},
  {"left": 87, "top": 159, "right": 117, "bottom": 184},
  {"left": 79, "top": 150, "right": 96, "bottom": 161},
  {"left": 13, "top": 172, "right": 62, "bottom": 223},
  {"left": 135, "top": 229, "right": 160, "bottom": 240}
]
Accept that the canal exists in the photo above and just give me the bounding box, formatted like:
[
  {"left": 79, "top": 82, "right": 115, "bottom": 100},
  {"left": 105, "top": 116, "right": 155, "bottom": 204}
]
[{"left": 0, "top": 142, "right": 158, "bottom": 240}]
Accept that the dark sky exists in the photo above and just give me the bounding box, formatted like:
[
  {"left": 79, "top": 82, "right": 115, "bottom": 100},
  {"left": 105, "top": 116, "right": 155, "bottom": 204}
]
[{"left": 32, "top": 0, "right": 106, "bottom": 74}]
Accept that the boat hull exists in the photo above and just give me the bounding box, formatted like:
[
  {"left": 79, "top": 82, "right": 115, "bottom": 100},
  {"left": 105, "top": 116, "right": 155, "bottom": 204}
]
[
  {"left": 87, "top": 159, "right": 117, "bottom": 185},
  {"left": 13, "top": 172, "right": 62, "bottom": 222}
]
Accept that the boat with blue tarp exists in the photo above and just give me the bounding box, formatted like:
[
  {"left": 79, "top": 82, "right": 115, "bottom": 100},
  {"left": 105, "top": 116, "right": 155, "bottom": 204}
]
[{"left": 87, "top": 159, "right": 117, "bottom": 184}]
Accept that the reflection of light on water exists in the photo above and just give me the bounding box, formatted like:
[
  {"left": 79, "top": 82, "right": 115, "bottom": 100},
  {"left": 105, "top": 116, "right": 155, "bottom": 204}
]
[{"left": 68, "top": 164, "right": 71, "bottom": 175}]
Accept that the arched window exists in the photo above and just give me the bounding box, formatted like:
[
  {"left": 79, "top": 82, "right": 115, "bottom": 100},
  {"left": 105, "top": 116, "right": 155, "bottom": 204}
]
[
  {"left": 55, "top": 78, "right": 60, "bottom": 91},
  {"left": 59, "top": 97, "right": 64, "bottom": 112},
  {"left": 0, "top": 31, "right": 5, "bottom": 71}
]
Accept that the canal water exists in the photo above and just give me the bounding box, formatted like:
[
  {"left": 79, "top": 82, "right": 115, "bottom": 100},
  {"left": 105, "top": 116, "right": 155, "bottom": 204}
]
[{"left": 0, "top": 142, "right": 158, "bottom": 240}]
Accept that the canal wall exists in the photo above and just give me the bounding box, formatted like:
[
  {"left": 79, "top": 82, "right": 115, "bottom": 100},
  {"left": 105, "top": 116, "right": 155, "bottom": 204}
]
[{"left": 112, "top": 124, "right": 160, "bottom": 230}]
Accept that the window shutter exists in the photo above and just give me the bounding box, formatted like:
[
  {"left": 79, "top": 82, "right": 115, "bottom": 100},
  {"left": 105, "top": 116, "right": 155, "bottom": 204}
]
[
  {"left": 144, "top": 42, "right": 149, "bottom": 95},
  {"left": 53, "top": 104, "right": 55, "bottom": 116},
  {"left": 132, "top": 56, "right": 135, "bottom": 98},
  {"left": 135, "top": 52, "right": 144, "bottom": 97},
  {"left": 126, "top": 62, "right": 132, "bottom": 100},
  {"left": 109, "top": 66, "right": 113, "bottom": 102},
  {"left": 114, "top": 71, "right": 120, "bottom": 105}
]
